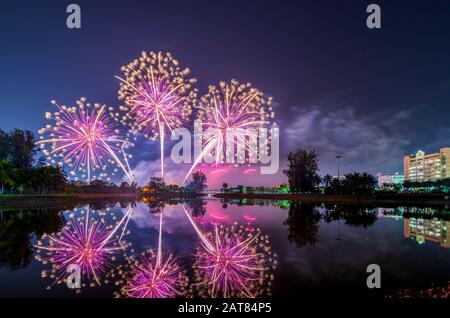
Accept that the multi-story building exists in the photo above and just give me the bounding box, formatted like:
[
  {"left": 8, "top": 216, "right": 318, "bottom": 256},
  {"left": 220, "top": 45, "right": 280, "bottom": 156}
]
[
  {"left": 404, "top": 217, "right": 450, "bottom": 248},
  {"left": 403, "top": 148, "right": 450, "bottom": 182},
  {"left": 377, "top": 172, "right": 404, "bottom": 188}
]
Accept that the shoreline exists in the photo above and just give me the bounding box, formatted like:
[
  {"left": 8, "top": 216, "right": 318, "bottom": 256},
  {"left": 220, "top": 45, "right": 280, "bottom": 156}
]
[
  {"left": 213, "top": 192, "right": 450, "bottom": 206},
  {"left": 0, "top": 192, "right": 139, "bottom": 209}
]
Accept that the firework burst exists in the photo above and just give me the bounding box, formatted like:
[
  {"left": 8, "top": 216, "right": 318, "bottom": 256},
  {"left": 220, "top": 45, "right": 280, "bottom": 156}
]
[
  {"left": 182, "top": 206, "right": 276, "bottom": 298},
  {"left": 35, "top": 207, "right": 132, "bottom": 290},
  {"left": 115, "top": 210, "right": 189, "bottom": 298},
  {"left": 115, "top": 250, "right": 189, "bottom": 298},
  {"left": 37, "top": 98, "right": 134, "bottom": 183},
  {"left": 184, "top": 79, "right": 274, "bottom": 183},
  {"left": 116, "top": 51, "right": 197, "bottom": 178}
]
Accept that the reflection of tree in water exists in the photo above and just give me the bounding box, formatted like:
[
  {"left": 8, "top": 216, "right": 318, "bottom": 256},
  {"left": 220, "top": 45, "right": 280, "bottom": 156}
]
[
  {"left": 283, "top": 202, "right": 321, "bottom": 247},
  {"left": 0, "top": 208, "right": 65, "bottom": 270},
  {"left": 323, "top": 205, "right": 377, "bottom": 228},
  {"left": 186, "top": 198, "right": 206, "bottom": 218},
  {"left": 89, "top": 199, "right": 137, "bottom": 211},
  {"left": 147, "top": 199, "right": 166, "bottom": 214},
  {"left": 282, "top": 202, "right": 379, "bottom": 247}
]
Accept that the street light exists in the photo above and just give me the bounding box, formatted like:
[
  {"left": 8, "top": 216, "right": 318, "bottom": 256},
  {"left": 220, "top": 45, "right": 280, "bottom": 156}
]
[
  {"left": 336, "top": 155, "right": 342, "bottom": 194},
  {"left": 336, "top": 155, "right": 342, "bottom": 180}
]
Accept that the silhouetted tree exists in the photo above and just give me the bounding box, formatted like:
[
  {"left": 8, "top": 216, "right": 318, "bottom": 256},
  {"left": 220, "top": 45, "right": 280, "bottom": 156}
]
[
  {"left": 222, "top": 182, "right": 228, "bottom": 193},
  {"left": 188, "top": 171, "right": 207, "bottom": 193},
  {"left": 283, "top": 149, "right": 321, "bottom": 193},
  {"left": 342, "top": 172, "right": 376, "bottom": 195},
  {"left": 0, "top": 160, "right": 17, "bottom": 193},
  {"left": 146, "top": 177, "right": 166, "bottom": 193},
  {"left": 8, "top": 129, "right": 36, "bottom": 169}
]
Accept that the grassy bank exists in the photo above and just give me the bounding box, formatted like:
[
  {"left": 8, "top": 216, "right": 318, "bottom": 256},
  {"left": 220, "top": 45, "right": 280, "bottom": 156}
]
[
  {"left": 0, "top": 192, "right": 138, "bottom": 209},
  {"left": 214, "top": 192, "right": 450, "bottom": 206}
]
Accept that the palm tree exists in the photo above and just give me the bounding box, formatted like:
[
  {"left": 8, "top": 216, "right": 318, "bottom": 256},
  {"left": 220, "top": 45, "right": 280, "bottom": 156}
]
[{"left": 0, "top": 160, "right": 17, "bottom": 194}]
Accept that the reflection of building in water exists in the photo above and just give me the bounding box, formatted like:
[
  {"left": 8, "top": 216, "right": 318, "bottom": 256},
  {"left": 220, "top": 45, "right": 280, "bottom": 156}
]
[{"left": 404, "top": 218, "right": 450, "bottom": 248}]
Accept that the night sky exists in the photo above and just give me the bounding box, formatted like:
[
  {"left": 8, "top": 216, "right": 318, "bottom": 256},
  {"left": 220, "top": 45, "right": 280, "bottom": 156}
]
[{"left": 1, "top": 0, "right": 450, "bottom": 187}]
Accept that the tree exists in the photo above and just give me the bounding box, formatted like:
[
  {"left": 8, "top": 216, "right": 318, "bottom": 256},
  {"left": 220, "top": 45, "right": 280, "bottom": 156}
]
[
  {"left": 222, "top": 182, "right": 228, "bottom": 193},
  {"left": 0, "top": 129, "right": 9, "bottom": 161},
  {"left": 341, "top": 172, "right": 376, "bottom": 195},
  {"left": 120, "top": 181, "right": 130, "bottom": 189},
  {"left": 0, "top": 160, "right": 17, "bottom": 194},
  {"left": 188, "top": 171, "right": 207, "bottom": 193},
  {"left": 322, "top": 175, "right": 333, "bottom": 188},
  {"left": 283, "top": 149, "right": 321, "bottom": 193},
  {"left": 146, "top": 177, "right": 166, "bottom": 193},
  {"left": 9, "top": 129, "right": 36, "bottom": 169}
]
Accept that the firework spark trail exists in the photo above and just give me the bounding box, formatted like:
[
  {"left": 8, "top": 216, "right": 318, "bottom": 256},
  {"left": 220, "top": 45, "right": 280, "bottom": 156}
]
[
  {"left": 182, "top": 205, "right": 276, "bottom": 298},
  {"left": 117, "top": 51, "right": 197, "bottom": 179},
  {"left": 119, "top": 250, "right": 188, "bottom": 298},
  {"left": 35, "top": 206, "right": 133, "bottom": 288},
  {"left": 117, "top": 208, "right": 189, "bottom": 298},
  {"left": 37, "top": 98, "right": 134, "bottom": 183},
  {"left": 183, "top": 79, "right": 274, "bottom": 184}
]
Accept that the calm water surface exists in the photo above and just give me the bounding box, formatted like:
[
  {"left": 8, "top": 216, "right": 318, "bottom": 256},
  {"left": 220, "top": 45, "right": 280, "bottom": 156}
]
[{"left": 1, "top": 198, "right": 450, "bottom": 298}]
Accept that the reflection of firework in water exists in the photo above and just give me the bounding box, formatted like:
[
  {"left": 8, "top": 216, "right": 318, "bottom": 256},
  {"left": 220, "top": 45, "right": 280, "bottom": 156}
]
[
  {"left": 37, "top": 98, "right": 134, "bottom": 182},
  {"left": 35, "top": 207, "right": 132, "bottom": 289},
  {"left": 115, "top": 211, "right": 189, "bottom": 298},
  {"left": 184, "top": 79, "right": 274, "bottom": 183},
  {"left": 182, "top": 206, "right": 276, "bottom": 298},
  {"left": 116, "top": 250, "right": 189, "bottom": 298},
  {"left": 116, "top": 51, "right": 197, "bottom": 178}
]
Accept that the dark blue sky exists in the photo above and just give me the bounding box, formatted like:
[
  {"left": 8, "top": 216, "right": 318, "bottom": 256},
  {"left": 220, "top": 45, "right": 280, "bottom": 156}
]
[{"left": 1, "top": 0, "right": 450, "bottom": 184}]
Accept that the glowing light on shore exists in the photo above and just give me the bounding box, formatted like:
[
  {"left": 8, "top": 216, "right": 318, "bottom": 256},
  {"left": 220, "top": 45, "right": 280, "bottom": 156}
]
[
  {"left": 244, "top": 168, "right": 257, "bottom": 175},
  {"left": 116, "top": 51, "right": 197, "bottom": 179},
  {"left": 182, "top": 205, "right": 276, "bottom": 298},
  {"left": 184, "top": 79, "right": 274, "bottom": 183},
  {"left": 210, "top": 169, "right": 227, "bottom": 175},
  {"left": 243, "top": 214, "right": 257, "bottom": 221},
  {"left": 37, "top": 98, "right": 134, "bottom": 182}
]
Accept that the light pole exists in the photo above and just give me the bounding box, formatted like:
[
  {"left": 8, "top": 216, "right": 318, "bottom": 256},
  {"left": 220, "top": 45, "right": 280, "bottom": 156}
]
[
  {"left": 336, "top": 155, "right": 342, "bottom": 241},
  {"left": 336, "top": 155, "right": 342, "bottom": 194}
]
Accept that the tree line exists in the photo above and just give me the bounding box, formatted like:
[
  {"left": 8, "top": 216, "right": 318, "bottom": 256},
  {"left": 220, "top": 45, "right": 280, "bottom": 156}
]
[
  {"left": 283, "top": 149, "right": 377, "bottom": 195},
  {"left": 0, "top": 128, "right": 70, "bottom": 195}
]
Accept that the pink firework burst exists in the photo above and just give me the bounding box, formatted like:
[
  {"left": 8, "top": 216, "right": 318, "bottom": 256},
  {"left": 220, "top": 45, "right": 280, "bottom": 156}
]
[
  {"left": 38, "top": 98, "right": 133, "bottom": 182},
  {"left": 181, "top": 206, "right": 276, "bottom": 298},
  {"left": 115, "top": 211, "right": 189, "bottom": 298},
  {"left": 193, "top": 223, "right": 276, "bottom": 298},
  {"left": 117, "top": 250, "right": 189, "bottom": 298},
  {"left": 35, "top": 207, "right": 132, "bottom": 289},
  {"left": 116, "top": 51, "right": 197, "bottom": 178},
  {"left": 184, "top": 79, "right": 274, "bottom": 183}
]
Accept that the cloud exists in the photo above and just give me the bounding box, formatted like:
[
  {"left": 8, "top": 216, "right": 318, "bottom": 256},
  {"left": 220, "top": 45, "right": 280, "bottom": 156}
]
[
  {"left": 283, "top": 106, "right": 412, "bottom": 174},
  {"left": 124, "top": 157, "right": 188, "bottom": 186}
]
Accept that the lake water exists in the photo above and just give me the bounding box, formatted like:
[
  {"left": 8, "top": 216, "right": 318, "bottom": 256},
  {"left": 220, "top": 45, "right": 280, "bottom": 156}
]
[{"left": 1, "top": 198, "right": 450, "bottom": 298}]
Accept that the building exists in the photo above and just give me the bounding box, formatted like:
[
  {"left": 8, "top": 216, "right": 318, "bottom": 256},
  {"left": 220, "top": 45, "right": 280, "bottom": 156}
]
[
  {"left": 404, "top": 217, "right": 450, "bottom": 248},
  {"left": 403, "top": 148, "right": 450, "bottom": 182},
  {"left": 377, "top": 172, "right": 404, "bottom": 188}
]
